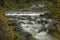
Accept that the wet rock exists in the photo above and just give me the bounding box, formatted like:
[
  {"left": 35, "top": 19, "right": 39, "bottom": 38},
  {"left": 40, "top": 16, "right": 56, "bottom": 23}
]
[{"left": 23, "top": 32, "right": 32, "bottom": 38}]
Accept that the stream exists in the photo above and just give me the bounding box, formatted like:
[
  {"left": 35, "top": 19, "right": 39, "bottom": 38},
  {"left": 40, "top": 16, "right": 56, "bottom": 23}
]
[{"left": 5, "top": 4, "right": 56, "bottom": 40}]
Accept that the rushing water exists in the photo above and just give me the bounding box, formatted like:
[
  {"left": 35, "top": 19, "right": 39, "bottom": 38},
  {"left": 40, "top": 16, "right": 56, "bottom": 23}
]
[{"left": 5, "top": 4, "right": 56, "bottom": 40}]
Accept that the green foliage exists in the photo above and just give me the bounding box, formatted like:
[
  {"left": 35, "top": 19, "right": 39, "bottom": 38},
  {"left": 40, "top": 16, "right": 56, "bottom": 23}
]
[
  {"left": 47, "top": 1, "right": 54, "bottom": 11},
  {"left": 13, "top": 33, "right": 20, "bottom": 40}
]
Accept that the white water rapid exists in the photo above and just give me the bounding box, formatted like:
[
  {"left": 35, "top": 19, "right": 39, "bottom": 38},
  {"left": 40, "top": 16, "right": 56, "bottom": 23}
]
[{"left": 5, "top": 4, "right": 56, "bottom": 40}]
